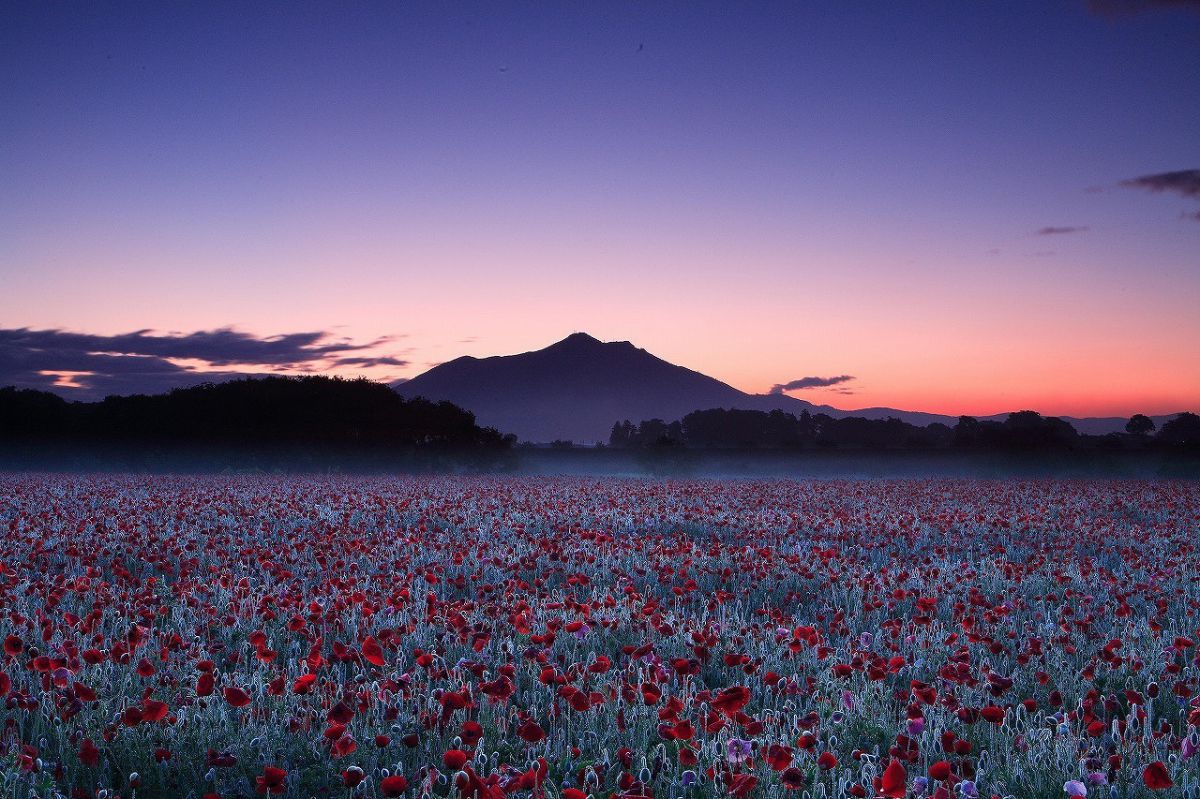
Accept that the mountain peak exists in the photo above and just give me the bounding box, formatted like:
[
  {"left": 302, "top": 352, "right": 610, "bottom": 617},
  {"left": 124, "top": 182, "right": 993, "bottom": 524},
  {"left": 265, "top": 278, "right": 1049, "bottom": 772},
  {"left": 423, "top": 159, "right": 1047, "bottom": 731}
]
[
  {"left": 549, "top": 332, "right": 639, "bottom": 352},
  {"left": 552, "top": 332, "right": 603, "bottom": 347}
]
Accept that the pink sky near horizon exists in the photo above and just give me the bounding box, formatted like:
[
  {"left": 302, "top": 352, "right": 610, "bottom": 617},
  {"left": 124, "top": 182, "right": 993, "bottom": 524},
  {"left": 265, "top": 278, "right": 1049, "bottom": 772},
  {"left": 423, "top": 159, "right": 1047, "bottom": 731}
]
[{"left": 4, "top": 225, "right": 1196, "bottom": 418}]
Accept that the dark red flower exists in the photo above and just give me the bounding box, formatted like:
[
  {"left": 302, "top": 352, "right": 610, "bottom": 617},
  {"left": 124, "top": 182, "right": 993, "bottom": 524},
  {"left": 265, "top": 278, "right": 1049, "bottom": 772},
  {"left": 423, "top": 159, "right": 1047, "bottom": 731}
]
[
  {"left": 381, "top": 774, "right": 408, "bottom": 796},
  {"left": 878, "top": 758, "right": 906, "bottom": 799},
  {"left": 223, "top": 687, "right": 251, "bottom": 708},
  {"left": 255, "top": 766, "right": 287, "bottom": 795},
  {"left": 78, "top": 738, "right": 100, "bottom": 767},
  {"left": 362, "top": 636, "right": 386, "bottom": 667},
  {"left": 1143, "top": 762, "right": 1173, "bottom": 791}
]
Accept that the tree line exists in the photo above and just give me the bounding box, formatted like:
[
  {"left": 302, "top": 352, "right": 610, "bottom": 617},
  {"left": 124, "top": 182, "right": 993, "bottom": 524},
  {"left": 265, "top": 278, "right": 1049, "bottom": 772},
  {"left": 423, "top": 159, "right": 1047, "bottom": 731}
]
[
  {"left": 609, "top": 408, "right": 1200, "bottom": 451},
  {"left": 0, "top": 376, "right": 515, "bottom": 469}
]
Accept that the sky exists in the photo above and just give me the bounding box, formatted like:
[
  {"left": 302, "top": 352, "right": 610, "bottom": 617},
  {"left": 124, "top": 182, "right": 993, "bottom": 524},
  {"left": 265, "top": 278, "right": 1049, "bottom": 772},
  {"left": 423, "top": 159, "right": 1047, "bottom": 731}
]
[{"left": 2, "top": 1, "right": 1198, "bottom": 417}]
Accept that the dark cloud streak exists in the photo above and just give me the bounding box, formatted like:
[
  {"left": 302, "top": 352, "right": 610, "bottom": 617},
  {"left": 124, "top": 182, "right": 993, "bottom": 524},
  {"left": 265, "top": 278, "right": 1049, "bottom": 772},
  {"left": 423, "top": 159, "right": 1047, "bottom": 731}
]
[
  {"left": 1120, "top": 169, "right": 1200, "bottom": 199},
  {"left": 333, "top": 356, "right": 411, "bottom": 368},
  {"left": 1036, "top": 226, "right": 1089, "bottom": 235},
  {"left": 770, "top": 375, "right": 855, "bottom": 394},
  {"left": 1120, "top": 170, "right": 1200, "bottom": 221}
]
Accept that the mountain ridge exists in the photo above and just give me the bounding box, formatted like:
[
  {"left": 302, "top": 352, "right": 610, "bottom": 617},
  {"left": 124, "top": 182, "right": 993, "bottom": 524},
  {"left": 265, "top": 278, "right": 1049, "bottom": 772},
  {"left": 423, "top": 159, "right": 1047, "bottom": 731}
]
[{"left": 394, "top": 333, "right": 1180, "bottom": 442}]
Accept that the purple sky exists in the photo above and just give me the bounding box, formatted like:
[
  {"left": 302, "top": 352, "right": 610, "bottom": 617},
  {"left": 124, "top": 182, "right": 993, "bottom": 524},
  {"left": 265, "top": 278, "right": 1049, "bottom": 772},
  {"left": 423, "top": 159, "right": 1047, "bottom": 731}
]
[{"left": 2, "top": 2, "right": 1198, "bottom": 415}]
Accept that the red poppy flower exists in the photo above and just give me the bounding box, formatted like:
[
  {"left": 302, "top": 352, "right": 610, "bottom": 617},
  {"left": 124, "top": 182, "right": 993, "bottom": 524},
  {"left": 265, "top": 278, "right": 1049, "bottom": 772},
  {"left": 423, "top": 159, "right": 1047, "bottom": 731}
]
[
  {"left": 729, "top": 774, "right": 757, "bottom": 798},
  {"left": 78, "top": 738, "right": 100, "bottom": 767},
  {"left": 223, "top": 687, "right": 251, "bottom": 708},
  {"left": 711, "top": 685, "right": 751, "bottom": 716},
  {"left": 196, "top": 672, "right": 215, "bottom": 697},
  {"left": 444, "top": 749, "right": 470, "bottom": 770},
  {"left": 1143, "top": 762, "right": 1173, "bottom": 791},
  {"left": 767, "top": 744, "right": 793, "bottom": 771},
  {"left": 517, "top": 719, "right": 546, "bottom": 743},
  {"left": 255, "top": 766, "right": 287, "bottom": 794},
  {"left": 878, "top": 758, "right": 906, "bottom": 799},
  {"left": 292, "top": 673, "right": 316, "bottom": 694},
  {"left": 141, "top": 699, "right": 169, "bottom": 723},
  {"left": 362, "top": 636, "right": 386, "bottom": 666},
  {"left": 332, "top": 734, "right": 357, "bottom": 758},
  {"left": 381, "top": 774, "right": 408, "bottom": 796},
  {"left": 327, "top": 701, "right": 354, "bottom": 724}
]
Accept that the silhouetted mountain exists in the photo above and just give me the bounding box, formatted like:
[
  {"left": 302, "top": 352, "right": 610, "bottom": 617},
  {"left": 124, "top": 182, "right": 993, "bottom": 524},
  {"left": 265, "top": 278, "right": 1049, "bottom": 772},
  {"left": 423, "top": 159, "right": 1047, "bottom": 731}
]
[
  {"left": 397, "top": 333, "right": 761, "bottom": 443},
  {"left": 395, "top": 333, "right": 1177, "bottom": 443}
]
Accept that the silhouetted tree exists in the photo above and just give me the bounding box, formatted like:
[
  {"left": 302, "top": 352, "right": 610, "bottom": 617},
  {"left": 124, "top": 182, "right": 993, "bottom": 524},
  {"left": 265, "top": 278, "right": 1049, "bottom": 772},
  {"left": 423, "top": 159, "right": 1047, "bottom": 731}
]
[
  {"left": 1125, "top": 414, "right": 1155, "bottom": 436},
  {"left": 1158, "top": 412, "right": 1200, "bottom": 447},
  {"left": 608, "top": 420, "right": 635, "bottom": 448},
  {"left": 953, "top": 416, "right": 982, "bottom": 447}
]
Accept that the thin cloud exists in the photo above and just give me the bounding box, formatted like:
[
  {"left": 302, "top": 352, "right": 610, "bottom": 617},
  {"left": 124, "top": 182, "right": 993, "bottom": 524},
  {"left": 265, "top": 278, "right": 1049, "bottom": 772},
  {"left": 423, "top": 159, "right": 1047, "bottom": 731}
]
[
  {"left": 333, "top": 356, "right": 411, "bottom": 368},
  {"left": 770, "top": 375, "right": 855, "bottom": 394},
  {"left": 1120, "top": 170, "right": 1200, "bottom": 221},
  {"left": 1120, "top": 169, "right": 1200, "bottom": 199},
  {"left": 1035, "top": 226, "right": 1089, "bottom": 235},
  {"left": 0, "top": 326, "right": 405, "bottom": 399}
]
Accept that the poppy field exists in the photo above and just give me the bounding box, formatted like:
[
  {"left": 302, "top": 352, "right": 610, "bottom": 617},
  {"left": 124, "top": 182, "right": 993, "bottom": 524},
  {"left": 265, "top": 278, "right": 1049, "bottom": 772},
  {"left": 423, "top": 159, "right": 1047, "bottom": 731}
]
[{"left": 1, "top": 474, "right": 1198, "bottom": 799}]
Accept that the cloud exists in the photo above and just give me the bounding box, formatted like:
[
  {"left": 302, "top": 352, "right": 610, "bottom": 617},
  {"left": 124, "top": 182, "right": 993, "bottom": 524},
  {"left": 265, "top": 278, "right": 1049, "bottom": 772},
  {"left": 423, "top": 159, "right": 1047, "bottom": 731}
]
[
  {"left": 0, "top": 326, "right": 406, "bottom": 399},
  {"left": 1035, "top": 226, "right": 1089, "bottom": 235},
  {"left": 770, "top": 375, "right": 855, "bottom": 394},
  {"left": 1088, "top": 0, "right": 1200, "bottom": 14},
  {"left": 1120, "top": 170, "right": 1200, "bottom": 220},
  {"left": 332, "top": 356, "right": 411, "bottom": 368},
  {"left": 1120, "top": 169, "right": 1200, "bottom": 199}
]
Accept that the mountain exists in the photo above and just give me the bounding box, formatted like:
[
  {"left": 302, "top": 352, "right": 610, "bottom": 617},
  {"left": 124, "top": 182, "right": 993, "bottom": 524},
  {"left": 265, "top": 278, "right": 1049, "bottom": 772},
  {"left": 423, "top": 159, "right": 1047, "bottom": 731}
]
[
  {"left": 396, "top": 333, "right": 756, "bottom": 443},
  {"left": 396, "top": 333, "right": 1182, "bottom": 443},
  {"left": 387, "top": 334, "right": 909, "bottom": 442}
]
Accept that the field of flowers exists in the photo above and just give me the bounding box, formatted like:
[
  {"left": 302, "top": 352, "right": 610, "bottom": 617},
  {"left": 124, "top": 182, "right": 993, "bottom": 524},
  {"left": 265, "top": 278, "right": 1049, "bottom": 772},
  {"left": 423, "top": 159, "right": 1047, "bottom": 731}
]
[{"left": 1, "top": 474, "right": 1198, "bottom": 799}]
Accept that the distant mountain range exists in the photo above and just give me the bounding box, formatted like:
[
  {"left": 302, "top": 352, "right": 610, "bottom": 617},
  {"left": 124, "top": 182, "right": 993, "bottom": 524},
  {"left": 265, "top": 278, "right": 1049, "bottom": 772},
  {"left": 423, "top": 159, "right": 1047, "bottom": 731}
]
[{"left": 395, "top": 333, "right": 1176, "bottom": 443}]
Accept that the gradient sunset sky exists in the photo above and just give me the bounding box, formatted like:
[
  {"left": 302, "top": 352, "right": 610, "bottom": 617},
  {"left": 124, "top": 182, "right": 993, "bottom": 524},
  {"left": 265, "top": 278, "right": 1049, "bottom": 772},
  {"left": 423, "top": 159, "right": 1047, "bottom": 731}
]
[{"left": 2, "top": 2, "right": 1198, "bottom": 416}]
